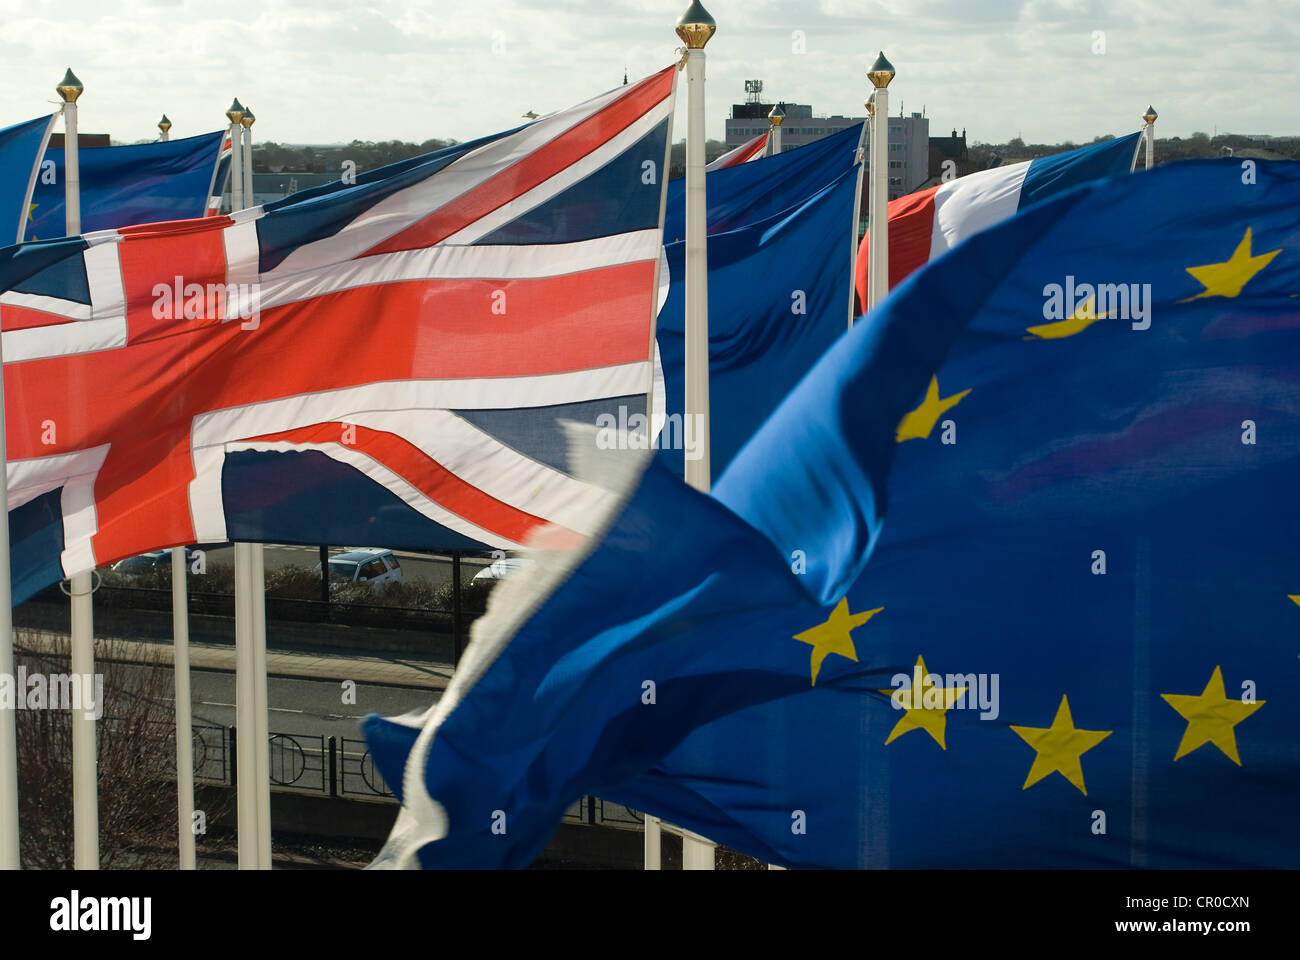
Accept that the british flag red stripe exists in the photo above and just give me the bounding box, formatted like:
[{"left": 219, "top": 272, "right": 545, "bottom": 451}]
[
  {"left": 705, "top": 132, "right": 769, "bottom": 171},
  {"left": 0, "top": 67, "right": 676, "bottom": 594}
]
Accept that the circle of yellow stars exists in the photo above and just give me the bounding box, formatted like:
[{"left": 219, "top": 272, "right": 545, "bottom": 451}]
[{"left": 790, "top": 221, "right": 1286, "bottom": 797}]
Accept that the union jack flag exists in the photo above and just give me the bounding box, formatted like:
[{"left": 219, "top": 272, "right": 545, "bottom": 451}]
[
  {"left": 705, "top": 131, "right": 768, "bottom": 171},
  {"left": 0, "top": 67, "right": 676, "bottom": 603}
]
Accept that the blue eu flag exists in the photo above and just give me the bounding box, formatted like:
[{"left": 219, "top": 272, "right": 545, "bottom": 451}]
[
  {"left": 655, "top": 124, "right": 862, "bottom": 478},
  {"left": 26, "top": 130, "right": 224, "bottom": 239},
  {"left": 366, "top": 157, "right": 1300, "bottom": 869},
  {"left": 0, "top": 115, "right": 55, "bottom": 245}
]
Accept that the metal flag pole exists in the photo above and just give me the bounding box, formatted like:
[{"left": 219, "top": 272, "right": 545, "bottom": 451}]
[
  {"left": 866, "top": 52, "right": 895, "bottom": 309},
  {"left": 677, "top": 0, "right": 717, "bottom": 872},
  {"left": 1143, "top": 105, "right": 1157, "bottom": 170},
  {"left": 158, "top": 115, "right": 171, "bottom": 143},
  {"left": 240, "top": 109, "right": 255, "bottom": 208},
  {"left": 850, "top": 93, "right": 873, "bottom": 327},
  {"left": 58, "top": 68, "right": 100, "bottom": 871},
  {"left": 226, "top": 99, "right": 245, "bottom": 212},
  {"left": 171, "top": 547, "right": 195, "bottom": 868},
  {"left": 680, "top": 0, "right": 714, "bottom": 496},
  {"left": 238, "top": 104, "right": 272, "bottom": 869},
  {"left": 234, "top": 542, "right": 257, "bottom": 869},
  {"left": 864, "top": 92, "right": 877, "bottom": 307},
  {"left": 767, "top": 102, "right": 784, "bottom": 157},
  {"left": 0, "top": 298, "right": 15, "bottom": 869},
  {"left": 250, "top": 540, "right": 271, "bottom": 869},
  {"left": 224, "top": 94, "right": 265, "bottom": 869}
]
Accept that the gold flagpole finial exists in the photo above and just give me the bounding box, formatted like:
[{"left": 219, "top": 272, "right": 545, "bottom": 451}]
[
  {"left": 867, "top": 51, "right": 895, "bottom": 89},
  {"left": 57, "top": 69, "right": 84, "bottom": 103},
  {"left": 675, "top": 0, "right": 716, "bottom": 49}
]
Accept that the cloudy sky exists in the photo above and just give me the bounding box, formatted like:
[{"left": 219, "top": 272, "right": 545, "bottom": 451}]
[{"left": 0, "top": 0, "right": 1295, "bottom": 147}]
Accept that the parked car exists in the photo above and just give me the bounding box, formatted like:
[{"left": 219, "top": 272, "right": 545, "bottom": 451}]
[
  {"left": 109, "top": 547, "right": 202, "bottom": 581},
  {"left": 471, "top": 557, "right": 535, "bottom": 583},
  {"left": 318, "top": 548, "right": 404, "bottom": 593}
]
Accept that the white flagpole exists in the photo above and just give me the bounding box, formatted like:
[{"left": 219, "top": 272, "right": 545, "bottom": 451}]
[
  {"left": 158, "top": 115, "right": 171, "bottom": 143},
  {"left": 251, "top": 542, "right": 271, "bottom": 869},
  {"left": 224, "top": 94, "right": 266, "bottom": 869},
  {"left": 238, "top": 105, "right": 272, "bottom": 869},
  {"left": 767, "top": 103, "right": 784, "bottom": 157},
  {"left": 1143, "top": 105, "right": 1157, "bottom": 170},
  {"left": 240, "top": 109, "right": 255, "bottom": 208},
  {"left": 58, "top": 68, "right": 100, "bottom": 871},
  {"left": 850, "top": 95, "right": 872, "bottom": 327},
  {"left": 679, "top": 0, "right": 713, "bottom": 496},
  {"left": 226, "top": 99, "right": 245, "bottom": 212},
  {"left": 0, "top": 85, "right": 42, "bottom": 859},
  {"left": 171, "top": 547, "right": 195, "bottom": 868},
  {"left": 677, "top": 0, "right": 717, "bottom": 872},
  {"left": 866, "top": 53, "right": 895, "bottom": 309},
  {"left": 233, "top": 542, "right": 257, "bottom": 870}
]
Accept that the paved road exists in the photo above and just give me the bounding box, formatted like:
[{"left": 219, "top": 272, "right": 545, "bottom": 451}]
[{"left": 176, "top": 666, "right": 440, "bottom": 739}]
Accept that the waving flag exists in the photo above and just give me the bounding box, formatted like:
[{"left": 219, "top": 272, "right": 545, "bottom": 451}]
[
  {"left": 0, "top": 68, "right": 676, "bottom": 604},
  {"left": 0, "top": 115, "right": 56, "bottom": 244},
  {"left": 25, "top": 130, "right": 228, "bottom": 240},
  {"left": 365, "top": 157, "right": 1300, "bottom": 869},
  {"left": 705, "top": 132, "right": 768, "bottom": 171},
  {"left": 854, "top": 132, "right": 1141, "bottom": 307},
  {"left": 205, "top": 131, "right": 234, "bottom": 217},
  {"left": 655, "top": 123, "right": 862, "bottom": 477}
]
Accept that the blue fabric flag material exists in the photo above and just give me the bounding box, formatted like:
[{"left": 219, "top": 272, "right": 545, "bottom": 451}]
[
  {"left": 26, "top": 130, "right": 224, "bottom": 239},
  {"left": 366, "top": 156, "right": 1300, "bottom": 869},
  {"left": 0, "top": 115, "right": 55, "bottom": 245},
  {"left": 656, "top": 123, "right": 861, "bottom": 478}
]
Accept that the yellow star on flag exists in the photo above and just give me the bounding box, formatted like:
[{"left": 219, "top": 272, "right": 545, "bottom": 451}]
[
  {"left": 896, "top": 376, "right": 970, "bottom": 442},
  {"left": 879, "top": 654, "right": 966, "bottom": 749},
  {"left": 792, "top": 597, "right": 882, "bottom": 686},
  {"left": 1160, "top": 665, "right": 1263, "bottom": 765},
  {"left": 1026, "top": 295, "right": 1108, "bottom": 340},
  {"left": 1181, "top": 227, "right": 1281, "bottom": 301},
  {"left": 1010, "top": 695, "right": 1112, "bottom": 795}
]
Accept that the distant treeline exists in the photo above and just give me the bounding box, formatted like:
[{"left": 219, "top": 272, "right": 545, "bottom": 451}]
[
  {"left": 250, "top": 131, "right": 1299, "bottom": 181},
  {"left": 251, "top": 138, "right": 459, "bottom": 175},
  {"left": 970, "top": 132, "right": 1300, "bottom": 168}
]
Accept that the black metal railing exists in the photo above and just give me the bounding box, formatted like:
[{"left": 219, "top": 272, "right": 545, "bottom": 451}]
[{"left": 123, "top": 717, "right": 643, "bottom": 827}]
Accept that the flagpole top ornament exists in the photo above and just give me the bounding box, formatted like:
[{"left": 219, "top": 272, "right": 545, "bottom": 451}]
[
  {"left": 56, "top": 69, "right": 84, "bottom": 103},
  {"left": 226, "top": 99, "right": 245, "bottom": 125},
  {"left": 241, "top": 108, "right": 255, "bottom": 129},
  {"left": 768, "top": 103, "right": 785, "bottom": 127},
  {"left": 1143, "top": 105, "right": 1157, "bottom": 124},
  {"left": 865, "top": 92, "right": 875, "bottom": 117},
  {"left": 867, "top": 51, "right": 895, "bottom": 89},
  {"left": 675, "top": 0, "right": 716, "bottom": 49},
  {"left": 158, "top": 115, "right": 171, "bottom": 134}
]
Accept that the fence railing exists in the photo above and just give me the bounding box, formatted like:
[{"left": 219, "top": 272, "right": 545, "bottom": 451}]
[{"left": 167, "top": 721, "right": 640, "bottom": 828}]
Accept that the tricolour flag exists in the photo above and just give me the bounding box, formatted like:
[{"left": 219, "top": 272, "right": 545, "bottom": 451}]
[
  {"left": 0, "top": 67, "right": 676, "bottom": 604},
  {"left": 854, "top": 132, "right": 1141, "bottom": 308},
  {"left": 364, "top": 156, "right": 1300, "bottom": 869},
  {"left": 26, "top": 130, "right": 229, "bottom": 240}
]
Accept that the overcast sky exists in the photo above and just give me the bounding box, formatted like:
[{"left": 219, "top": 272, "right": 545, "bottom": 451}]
[{"left": 1, "top": 0, "right": 1295, "bottom": 147}]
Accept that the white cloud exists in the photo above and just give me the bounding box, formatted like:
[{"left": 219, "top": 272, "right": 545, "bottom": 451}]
[{"left": 0, "top": 0, "right": 1293, "bottom": 147}]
